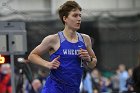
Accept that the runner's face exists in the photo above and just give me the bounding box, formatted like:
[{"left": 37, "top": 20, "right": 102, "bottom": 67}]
[{"left": 64, "top": 9, "right": 81, "bottom": 30}]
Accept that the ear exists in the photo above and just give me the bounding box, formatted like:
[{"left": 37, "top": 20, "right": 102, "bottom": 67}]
[{"left": 63, "top": 16, "right": 67, "bottom": 23}]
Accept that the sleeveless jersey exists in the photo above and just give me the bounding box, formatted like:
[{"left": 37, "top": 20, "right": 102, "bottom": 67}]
[{"left": 49, "top": 31, "right": 86, "bottom": 87}]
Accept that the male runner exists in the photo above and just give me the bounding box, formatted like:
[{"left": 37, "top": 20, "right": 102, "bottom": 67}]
[{"left": 28, "top": 1, "right": 97, "bottom": 93}]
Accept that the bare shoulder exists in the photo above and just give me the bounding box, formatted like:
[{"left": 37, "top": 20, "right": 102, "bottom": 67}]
[
  {"left": 42, "top": 34, "right": 59, "bottom": 44},
  {"left": 81, "top": 33, "right": 92, "bottom": 47},
  {"left": 81, "top": 33, "right": 91, "bottom": 42}
]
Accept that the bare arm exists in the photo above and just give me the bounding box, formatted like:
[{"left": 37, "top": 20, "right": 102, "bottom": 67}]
[
  {"left": 79, "top": 34, "right": 97, "bottom": 69},
  {"left": 28, "top": 35, "right": 60, "bottom": 69}
]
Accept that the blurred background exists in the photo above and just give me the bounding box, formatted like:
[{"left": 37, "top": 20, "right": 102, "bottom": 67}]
[{"left": 0, "top": 0, "right": 140, "bottom": 93}]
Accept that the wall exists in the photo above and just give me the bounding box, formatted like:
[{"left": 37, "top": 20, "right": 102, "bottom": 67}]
[{"left": 0, "top": 0, "right": 140, "bottom": 17}]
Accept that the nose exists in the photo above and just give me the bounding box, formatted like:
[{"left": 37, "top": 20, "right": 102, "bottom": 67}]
[{"left": 78, "top": 16, "right": 81, "bottom": 22}]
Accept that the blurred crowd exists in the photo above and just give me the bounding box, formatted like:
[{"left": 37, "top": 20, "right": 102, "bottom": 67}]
[
  {"left": 0, "top": 63, "right": 140, "bottom": 93},
  {"left": 81, "top": 64, "right": 134, "bottom": 93}
]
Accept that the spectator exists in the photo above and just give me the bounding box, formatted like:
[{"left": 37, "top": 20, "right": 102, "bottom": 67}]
[
  {"left": 91, "top": 69, "right": 108, "bottom": 92},
  {"left": 29, "top": 79, "right": 42, "bottom": 93},
  {"left": 126, "top": 68, "right": 134, "bottom": 92},
  {"left": 83, "top": 71, "right": 93, "bottom": 93},
  {"left": 37, "top": 70, "right": 47, "bottom": 86},
  {"left": 111, "top": 69, "right": 120, "bottom": 92},
  {"left": 0, "top": 63, "right": 12, "bottom": 93},
  {"left": 118, "top": 64, "right": 129, "bottom": 93},
  {"left": 91, "top": 69, "right": 100, "bottom": 91}
]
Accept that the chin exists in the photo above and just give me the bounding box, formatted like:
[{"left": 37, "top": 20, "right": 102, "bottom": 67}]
[{"left": 74, "top": 27, "right": 80, "bottom": 30}]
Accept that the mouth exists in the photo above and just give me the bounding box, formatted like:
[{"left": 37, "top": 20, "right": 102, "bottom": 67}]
[{"left": 77, "top": 23, "right": 81, "bottom": 25}]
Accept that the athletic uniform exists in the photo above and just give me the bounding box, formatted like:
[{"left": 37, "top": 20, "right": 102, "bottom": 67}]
[{"left": 41, "top": 31, "right": 86, "bottom": 93}]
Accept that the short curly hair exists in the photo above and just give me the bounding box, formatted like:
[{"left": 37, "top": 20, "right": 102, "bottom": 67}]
[{"left": 58, "top": 1, "right": 82, "bottom": 24}]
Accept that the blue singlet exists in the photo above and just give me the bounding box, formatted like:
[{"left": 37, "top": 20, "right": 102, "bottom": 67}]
[{"left": 41, "top": 31, "right": 86, "bottom": 93}]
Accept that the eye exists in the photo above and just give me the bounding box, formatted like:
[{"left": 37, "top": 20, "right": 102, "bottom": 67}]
[
  {"left": 73, "top": 14, "right": 81, "bottom": 18},
  {"left": 73, "top": 14, "right": 78, "bottom": 17}
]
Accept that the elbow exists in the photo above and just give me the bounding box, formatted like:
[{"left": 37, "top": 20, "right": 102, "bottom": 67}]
[
  {"left": 28, "top": 56, "right": 31, "bottom": 62},
  {"left": 28, "top": 55, "right": 30, "bottom": 61},
  {"left": 28, "top": 53, "right": 33, "bottom": 61}
]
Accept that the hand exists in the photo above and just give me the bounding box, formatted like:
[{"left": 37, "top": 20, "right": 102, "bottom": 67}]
[
  {"left": 46, "top": 56, "right": 60, "bottom": 69},
  {"left": 78, "top": 48, "right": 91, "bottom": 62}
]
